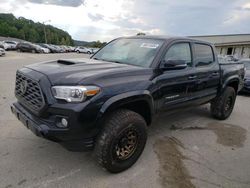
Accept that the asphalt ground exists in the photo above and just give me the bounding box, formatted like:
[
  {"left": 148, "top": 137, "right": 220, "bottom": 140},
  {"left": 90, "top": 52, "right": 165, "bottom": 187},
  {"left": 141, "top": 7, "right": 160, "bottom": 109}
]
[{"left": 0, "top": 51, "right": 250, "bottom": 188}]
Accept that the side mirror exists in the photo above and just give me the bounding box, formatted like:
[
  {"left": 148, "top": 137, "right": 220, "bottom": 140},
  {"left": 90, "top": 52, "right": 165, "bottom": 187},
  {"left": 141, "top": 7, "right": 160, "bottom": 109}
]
[{"left": 160, "top": 60, "right": 187, "bottom": 70}]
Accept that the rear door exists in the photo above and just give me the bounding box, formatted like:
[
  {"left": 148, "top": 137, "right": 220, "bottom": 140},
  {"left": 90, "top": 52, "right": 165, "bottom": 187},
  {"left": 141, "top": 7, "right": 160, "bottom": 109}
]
[
  {"left": 21, "top": 43, "right": 28, "bottom": 51},
  {"left": 191, "top": 43, "right": 220, "bottom": 103},
  {"left": 154, "top": 41, "right": 197, "bottom": 111}
]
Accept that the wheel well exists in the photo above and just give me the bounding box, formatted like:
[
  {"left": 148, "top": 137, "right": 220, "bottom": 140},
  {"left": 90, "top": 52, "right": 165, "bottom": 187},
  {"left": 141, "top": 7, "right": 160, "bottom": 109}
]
[
  {"left": 105, "top": 100, "right": 152, "bottom": 126},
  {"left": 227, "top": 80, "right": 239, "bottom": 93}
]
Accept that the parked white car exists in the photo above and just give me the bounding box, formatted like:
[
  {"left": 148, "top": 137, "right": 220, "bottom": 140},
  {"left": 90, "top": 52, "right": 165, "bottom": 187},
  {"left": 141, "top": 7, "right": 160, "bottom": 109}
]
[
  {"left": 37, "top": 44, "right": 50, "bottom": 53},
  {"left": 91, "top": 48, "right": 100, "bottom": 54},
  {"left": 34, "top": 44, "right": 50, "bottom": 53},
  {"left": 41, "top": 47, "right": 50, "bottom": 53},
  {"left": 3, "top": 41, "right": 18, "bottom": 50},
  {"left": 0, "top": 47, "right": 6, "bottom": 56},
  {"left": 75, "top": 46, "right": 92, "bottom": 54},
  {"left": 0, "top": 41, "right": 9, "bottom": 50}
]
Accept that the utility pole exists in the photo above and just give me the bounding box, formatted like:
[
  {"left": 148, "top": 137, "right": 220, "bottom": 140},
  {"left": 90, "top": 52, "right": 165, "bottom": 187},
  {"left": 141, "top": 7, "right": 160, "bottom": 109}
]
[{"left": 42, "top": 20, "right": 51, "bottom": 44}]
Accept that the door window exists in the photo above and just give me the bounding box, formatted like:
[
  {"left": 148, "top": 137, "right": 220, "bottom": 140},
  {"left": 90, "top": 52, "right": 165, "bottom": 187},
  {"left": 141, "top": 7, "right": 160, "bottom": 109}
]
[
  {"left": 164, "top": 43, "right": 192, "bottom": 66},
  {"left": 194, "top": 44, "right": 214, "bottom": 66}
]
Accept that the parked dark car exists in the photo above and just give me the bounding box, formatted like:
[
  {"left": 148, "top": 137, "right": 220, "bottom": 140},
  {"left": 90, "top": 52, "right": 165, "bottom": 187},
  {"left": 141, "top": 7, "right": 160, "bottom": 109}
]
[
  {"left": 46, "top": 44, "right": 61, "bottom": 53},
  {"left": 11, "top": 36, "right": 244, "bottom": 173},
  {"left": 38, "top": 43, "right": 58, "bottom": 53},
  {"left": 51, "top": 45, "right": 64, "bottom": 53},
  {"left": 239, "top": 59, "right": 250, "bottom": 93},
  {"left": 16, "top": 42, "right": 43, "bottom": 53}
]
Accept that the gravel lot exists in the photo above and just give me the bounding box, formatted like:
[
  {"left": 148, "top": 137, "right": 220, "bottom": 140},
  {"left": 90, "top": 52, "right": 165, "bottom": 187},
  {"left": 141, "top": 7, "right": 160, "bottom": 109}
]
[{"left": 0, "top": 51, "right": 250, "bottom": 188}]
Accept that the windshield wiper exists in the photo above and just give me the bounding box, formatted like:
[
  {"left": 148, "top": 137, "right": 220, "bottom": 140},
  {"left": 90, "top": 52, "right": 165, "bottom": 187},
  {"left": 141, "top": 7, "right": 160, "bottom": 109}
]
[
  {"left": 108, "top": 60, "right": 123, "bottom": 64},
  {"left": 93, "top": 57, "right": 123, "bottom": 64},
  {"left": 93, "top": 57, "right": 102, "bottom": 61}
]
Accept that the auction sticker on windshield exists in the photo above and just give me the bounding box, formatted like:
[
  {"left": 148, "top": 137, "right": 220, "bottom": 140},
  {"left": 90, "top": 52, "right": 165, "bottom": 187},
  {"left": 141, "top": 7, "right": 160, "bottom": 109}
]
[{"left": 140, "top": 43, "right": 159, "bottom": 49}]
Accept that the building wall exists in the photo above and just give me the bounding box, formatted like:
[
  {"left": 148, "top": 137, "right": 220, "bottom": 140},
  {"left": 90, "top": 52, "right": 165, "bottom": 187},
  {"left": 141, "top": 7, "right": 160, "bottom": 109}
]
[
  {"left": 190, "top": 34, "right": 250, "bottom": 44},
  {"left": 216, "top": 45, "right": 250, "bottom": 59},
  {"left": 190, "top": 34, "right": 250, "bottom": 59}
]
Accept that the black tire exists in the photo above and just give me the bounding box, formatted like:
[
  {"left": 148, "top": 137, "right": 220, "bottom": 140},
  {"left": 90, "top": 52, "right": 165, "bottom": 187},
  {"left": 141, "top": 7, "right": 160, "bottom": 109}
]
[
  {"left": 87, "top": 51, "right": 91, "bottom": 54},
  {"left": 77, "top": 50, "right": 80, "bottom": 53},
  {"left": 95, "top": 109, "right": 147, "bottom": 173},
  {"left": 210, "top": 86, "right": 236, "bottom": 120},
  {"left": 31, "top": 49, "right": 36, "bottom": 53}
]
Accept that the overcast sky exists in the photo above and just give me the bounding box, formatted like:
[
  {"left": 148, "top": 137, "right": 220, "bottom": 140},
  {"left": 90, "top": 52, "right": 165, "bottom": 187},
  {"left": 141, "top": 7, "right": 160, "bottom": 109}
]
[{"left": 0, "top": 0, "right": 250, "bottom": 42}]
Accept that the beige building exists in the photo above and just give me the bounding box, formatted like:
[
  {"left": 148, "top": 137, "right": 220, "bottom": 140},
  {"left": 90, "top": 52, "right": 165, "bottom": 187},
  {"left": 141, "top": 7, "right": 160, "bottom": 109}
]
[{"left": 190, "top": 34, "right": 250, "bottom": 59}]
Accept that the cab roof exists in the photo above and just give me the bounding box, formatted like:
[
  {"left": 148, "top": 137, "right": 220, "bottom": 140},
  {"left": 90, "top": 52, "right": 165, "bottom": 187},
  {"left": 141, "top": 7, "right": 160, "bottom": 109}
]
[{"left": 123, "top": 35, "right": 214, "bottom": 45}]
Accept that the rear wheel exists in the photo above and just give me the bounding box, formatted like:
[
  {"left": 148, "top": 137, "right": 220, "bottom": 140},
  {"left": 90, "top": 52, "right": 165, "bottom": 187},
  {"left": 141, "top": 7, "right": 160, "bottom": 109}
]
[
  {"left": 95, "top": 109, "right": 147, "bottom": 173},
  {"left": 211, "top": 86, "right": 236, "bottom": 120},
  {"left": 31, "top": 49, "right": 36, "bottom": 53}
]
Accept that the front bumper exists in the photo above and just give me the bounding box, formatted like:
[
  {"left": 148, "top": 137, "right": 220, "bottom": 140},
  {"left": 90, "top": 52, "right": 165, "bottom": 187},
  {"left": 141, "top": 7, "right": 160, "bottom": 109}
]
[{"left": 11, "top": 102, "right": 95, "bottom": 151}]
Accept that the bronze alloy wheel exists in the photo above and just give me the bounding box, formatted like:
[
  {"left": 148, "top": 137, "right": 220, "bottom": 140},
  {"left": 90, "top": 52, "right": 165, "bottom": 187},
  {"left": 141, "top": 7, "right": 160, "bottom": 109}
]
[
  {"left": 95, "top": 109, "right": 147, "bottom": 173},
  {"left": 211, "top": 86, "right": 236, "bottom": 120},
  {"left": 224, "top": 96, "right": 233, "bottom": 112},
  {"left": 113, "top": 126, "right": 139, "bottom": 161}
]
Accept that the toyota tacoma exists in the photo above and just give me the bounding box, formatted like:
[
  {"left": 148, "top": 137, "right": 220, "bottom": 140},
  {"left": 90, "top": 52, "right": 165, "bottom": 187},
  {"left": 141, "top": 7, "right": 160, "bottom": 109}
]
[{"left": 11, "top": 36, "right": 245, "bottom": 173}]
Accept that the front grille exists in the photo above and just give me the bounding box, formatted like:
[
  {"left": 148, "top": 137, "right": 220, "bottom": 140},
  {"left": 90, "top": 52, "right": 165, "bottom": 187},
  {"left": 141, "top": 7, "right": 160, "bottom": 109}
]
[{"left": 15, "top": 72, "right": 45, "bottom": 112}]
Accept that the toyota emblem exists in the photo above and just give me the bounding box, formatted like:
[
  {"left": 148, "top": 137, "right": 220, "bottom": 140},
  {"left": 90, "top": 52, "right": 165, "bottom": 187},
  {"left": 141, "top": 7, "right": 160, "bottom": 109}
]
[{"left": 20, "top": 80, "right": 28, "bottom": 94}]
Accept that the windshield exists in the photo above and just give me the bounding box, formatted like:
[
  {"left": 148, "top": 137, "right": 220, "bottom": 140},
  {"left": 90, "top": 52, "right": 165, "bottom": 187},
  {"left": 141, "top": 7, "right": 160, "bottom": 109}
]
[
  {"left": 92, "top": 38, "right": 164, "bottom": 67},
  {"left": 5, "top": 41, "right": 15, "bottom": 44}
]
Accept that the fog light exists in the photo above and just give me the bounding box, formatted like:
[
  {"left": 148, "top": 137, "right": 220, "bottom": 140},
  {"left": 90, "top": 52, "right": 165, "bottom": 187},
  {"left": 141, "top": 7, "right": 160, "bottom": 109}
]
[{"left": 61, "top": 118, "right": 68, "bottom": 127}]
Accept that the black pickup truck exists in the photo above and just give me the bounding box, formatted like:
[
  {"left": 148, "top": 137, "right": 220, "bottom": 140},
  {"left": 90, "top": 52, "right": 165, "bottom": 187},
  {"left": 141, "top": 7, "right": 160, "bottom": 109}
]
[{"left": 11, "top": 36, "right": 245, "bottom": 173}]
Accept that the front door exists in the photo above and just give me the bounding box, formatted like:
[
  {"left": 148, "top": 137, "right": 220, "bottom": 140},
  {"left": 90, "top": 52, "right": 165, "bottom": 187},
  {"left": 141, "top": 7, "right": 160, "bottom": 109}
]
[{"left": 154, "top": 42, "right": 197, "bottom": 111}]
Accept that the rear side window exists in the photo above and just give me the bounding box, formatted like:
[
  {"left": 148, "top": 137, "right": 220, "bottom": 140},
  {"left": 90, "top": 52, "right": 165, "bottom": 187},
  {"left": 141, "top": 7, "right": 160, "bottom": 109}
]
[{"left": 194, "top": 44, "right": 214, "bottom": 66}]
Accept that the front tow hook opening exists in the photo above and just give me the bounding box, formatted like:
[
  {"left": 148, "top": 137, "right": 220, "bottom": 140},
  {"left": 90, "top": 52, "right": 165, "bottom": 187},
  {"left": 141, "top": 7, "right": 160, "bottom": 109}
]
[
  {"left": 25, "top": 120, "right": 29, "bottom": 127},
  {"left": 40, "top": 131, "right": 45, "bottom": 137},
  {"left": 17, "top": 113, "right": 20, "bottom": 120}
]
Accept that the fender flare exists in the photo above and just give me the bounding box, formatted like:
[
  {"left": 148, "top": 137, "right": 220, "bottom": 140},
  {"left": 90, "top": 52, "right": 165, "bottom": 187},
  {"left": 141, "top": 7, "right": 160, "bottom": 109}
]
[
  {"left": 100, "top": 90, "right": 154, "bottom": 113},
  {"left": 222, "top": 75, "right": 240, "bottom": 92},
  {"left": 96, "top": 90, "right": 154, "bottom": 124}
]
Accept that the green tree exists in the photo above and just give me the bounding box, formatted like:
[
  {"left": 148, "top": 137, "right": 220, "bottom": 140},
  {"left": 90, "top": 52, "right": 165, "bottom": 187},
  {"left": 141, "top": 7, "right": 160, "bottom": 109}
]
[
  {"left": 60, "top": 37, "right": 66, "bottom": 45},
  {"left": 0, "top": 13, "right": 74, "bottom": 45},
  {"left": 18, "top": 29, "right": 25, "bottom": 39},
  {"left": 136, "top": 32, "right": 146, "bottom": 36}
]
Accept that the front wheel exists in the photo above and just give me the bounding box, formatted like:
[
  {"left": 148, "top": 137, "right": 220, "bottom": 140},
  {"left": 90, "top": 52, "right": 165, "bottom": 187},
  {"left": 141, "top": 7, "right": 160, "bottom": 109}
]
[
  {"left": 210, "top": 86, "right": 236, "bottom": 120},
  {"left": 94, "top": 109, "right": 147, "bottom": 173}
]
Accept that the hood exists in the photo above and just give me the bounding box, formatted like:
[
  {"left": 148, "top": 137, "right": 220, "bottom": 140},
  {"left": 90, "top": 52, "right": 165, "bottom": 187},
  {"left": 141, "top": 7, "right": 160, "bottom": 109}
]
[{"left": 25, "top": 58, "right": 152, "bottom": 85}]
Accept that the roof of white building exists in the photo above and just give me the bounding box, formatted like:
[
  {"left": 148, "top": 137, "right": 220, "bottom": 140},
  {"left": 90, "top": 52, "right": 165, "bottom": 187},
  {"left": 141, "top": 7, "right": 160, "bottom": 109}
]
[{"left": 189, "top": 34, "right": 250, "bottom": 46}]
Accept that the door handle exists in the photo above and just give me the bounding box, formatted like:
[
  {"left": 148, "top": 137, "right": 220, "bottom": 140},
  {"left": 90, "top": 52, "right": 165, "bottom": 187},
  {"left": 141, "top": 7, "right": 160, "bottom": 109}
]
[
  {"left": 211, "top": 72, "right": 219, "bottom": 76},
  {"left": 188, "top": 75, "right": 197, "bottom": 80}
]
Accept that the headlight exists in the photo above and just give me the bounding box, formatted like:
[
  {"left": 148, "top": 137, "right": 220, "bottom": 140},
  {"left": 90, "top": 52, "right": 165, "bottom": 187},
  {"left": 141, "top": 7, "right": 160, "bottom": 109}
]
[{"left": 52, "top": 86, "right": 100, "bottom": 102}]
